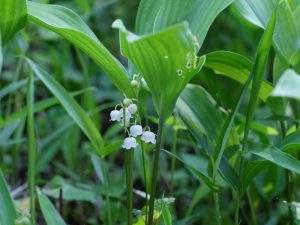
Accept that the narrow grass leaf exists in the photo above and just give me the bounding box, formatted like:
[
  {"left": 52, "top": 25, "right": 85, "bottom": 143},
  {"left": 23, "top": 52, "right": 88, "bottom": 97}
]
[
  {"left": 1, "top": 88, "right": 93, "bottom": 128},
  {"left": 27, "top": 1, "right": 133, "bottom": 97},
  {"left": 242, "top": 9, "right": 276, "bottom": 150},
  {"left": 162, "top": 200, "right": 172, "bottom": 225},
  {"left": 26, "top": 59, "right": 104, "bottom": 155},
  {"left": 27, "top": 70, "right": 36, "bottom": 224},
  {"left": 0, "top": 170, "right": 17, "bottom": 225},
  {"left": 37, "top": 188, "right": 67, "bottom": 225}
]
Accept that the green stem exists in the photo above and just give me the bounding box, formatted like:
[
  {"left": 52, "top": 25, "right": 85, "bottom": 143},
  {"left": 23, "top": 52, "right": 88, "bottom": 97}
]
[
  {"left": 170, "top": 118, "right": 178, "bottom": 197},
  {"left": 126, "top": 149, "right": 134, "bottom": 225},
  {"left": 27, "top": 71, "right": 36, "bottom": 225},
  {"left": 246, "top": 189, "right": 257, "bottom": 225},
  {"left": 213, "top": 192, "right": 221, "bottom": 225},
  {"left": 141, "top": 142, "right": 148, "bottom": 224},
  {"left": 147, "top": 118, "right": 165, "bottom": 225},
  {"left": 100, "top": 157, "right": 112, "bottom": 225}
]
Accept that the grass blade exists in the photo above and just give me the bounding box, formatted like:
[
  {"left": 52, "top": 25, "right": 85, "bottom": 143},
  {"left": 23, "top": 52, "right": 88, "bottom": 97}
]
[
  {"left": 27, "top": 70, "right": 36, "bottom": 224},
  {"left": 37, "top": 188, "right": 67, "bottom": 225},
  {"left": 26, "top": 59, "right": 104, "bottom": 155},
  {"left": 0, "top": 170, "right": 17, "bottom": 225}
]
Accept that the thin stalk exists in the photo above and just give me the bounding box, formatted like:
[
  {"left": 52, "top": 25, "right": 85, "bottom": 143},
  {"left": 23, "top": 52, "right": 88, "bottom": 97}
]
[
  {"left": 147, "top": 118, "right": 165, "bottom": 225},
  {"left": 170, "top": 118, "right": 178, "bottom": 196},
  {"left": 126, "top": 149, "right": 134, "bottom": 225},
  {"left": 141, "top": 141, "right": 148, "bottom": 224},
  {"left": 100, "top": 157, "right": 112, "bottom": 225},
  {"left": 27, "top": 71, "right": 36, "bottom": 225},
  {"left": 213, "top": 192, "right": 221, "bottom": 225},
  {"left": 246, "top": 189, "right": 257, "bottom": 225}
]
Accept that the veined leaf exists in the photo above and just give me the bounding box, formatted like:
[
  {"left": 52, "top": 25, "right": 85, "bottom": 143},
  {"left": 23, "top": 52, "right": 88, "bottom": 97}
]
[
  {"left": 26, "top": 59, "right": 104, "bottom": 155},
  {"left": 176, "top": 84, "right": 226, "bottom": 151},
  {"left": 0, "top": 0, "right": 27, "bottom": 45},
  {"left": 135, "top": 0, "right": 233, "bottom": 47},
  {"left": 0, "top": 170, "right": 17, "bottom": 225},
  {"left": 205, "top": 51, "right": 273, "bottom": 102},
  {"left": 36, "top": 188, "right": 67, "bottom": 225},
  {"left": 235, "top": 0, "right": 299, "bottom": 64},
  {"left": 114, "top": 20, "right": 205, "bottom": 120},
  {"left": 27, "top": 1, "right": 134, "bottom": 97},
  {"left": 249, "top": 146, "right": 300, "bottom": 174},
  {"left": 272, "top": 69, "right": 300, "bottom": 99}
]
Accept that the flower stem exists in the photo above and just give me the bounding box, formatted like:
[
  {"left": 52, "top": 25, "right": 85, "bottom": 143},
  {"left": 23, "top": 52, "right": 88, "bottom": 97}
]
[
  {"left": 100, "top": 157, "right": 112, "bottom": 225},
  {"left": 126, "top": 149, "right": 134, "bottom": 225},
  {"left": 147, "top": 118, "right": 165, "bottom": 225},
  {"left": 170, "top": 118, "right": 178, "bottom": 196},
  {"left": 213, "top": 192, "right": 221, "bottom": 225},
  {"left": 141, "top": 142, "right": 148, "bottom": 224}
]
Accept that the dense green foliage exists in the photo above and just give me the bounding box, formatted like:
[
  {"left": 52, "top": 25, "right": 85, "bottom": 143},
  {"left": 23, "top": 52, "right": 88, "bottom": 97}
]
[{"left": 1, "top": 0, "right": 300, "bottom": 225}]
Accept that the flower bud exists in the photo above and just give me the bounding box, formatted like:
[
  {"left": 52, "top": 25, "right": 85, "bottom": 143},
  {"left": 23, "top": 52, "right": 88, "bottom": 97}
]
[
  {"left": 122, "top": 137, "right": 138, "bottom": 149},
  {"left": 127, "top": 104, "right": 138, "bottom": 114}
]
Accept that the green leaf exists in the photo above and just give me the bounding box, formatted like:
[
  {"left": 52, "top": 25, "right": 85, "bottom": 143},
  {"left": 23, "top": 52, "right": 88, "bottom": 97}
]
[
  {"left": 242, "top": 9, "right": 276, "bottom": 150},
  {"left": 114, "top": 20, "right": 205, "bottom": 120},
  {"left": 26, "top": 59, "right": 104, "bottom": 155},
  {"left": 27, "top": 70, "right": 37, "bottom": 224},
  {"left": 162, "top": 149, "right": 216, "bottom": 190},
  {"left": 135, "top": 0, "right": 233, "bottom": 46},
  {"left": 162, "top": 200, "right": 172, "bottom": 225},
  {"left": 235, "top": 0, "right": 299, "bottom": 64},
  {"left": 0, "top": 0, "right": 27, "bottom": 45},
  {"left": 27, "top": 1, "right": 134, "bottom": 97},
  {"left": 37, "top": 188, "right": 67, "bottom": 225},
  {"left": 1, "top": 88, "right": 93, "bottom": 128},
  {"left": 249, "top": 146, "right": 300, "bottom": 174},
  {"left": 205, "top": 51, "right": 273, "bottom": 102},
  {"left": 176, "top": 84, "right": 225, "bottom": 151},
  {"left": 0, "top": 170, "right": 17, "bottom": 225},
  {"left": 272, "top": 69, "right": 300, "bottom": 98}
]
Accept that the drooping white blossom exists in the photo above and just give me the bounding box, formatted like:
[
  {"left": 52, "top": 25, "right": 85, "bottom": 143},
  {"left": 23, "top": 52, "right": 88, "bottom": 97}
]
[
  {"left": 127, "top": 104, "right": 138, "bottom": 114},
  {"left": 110, "top": 110, "right": 122, "bottom": 121},
  {"left": 122, "top": 137, "right": 138, "bottom": 149},
  {"left": 141, "top": 131, "right": 156, "bottom": 144},
  {"left": 130, "top": 125, "right": 143, "bottom": 137}
]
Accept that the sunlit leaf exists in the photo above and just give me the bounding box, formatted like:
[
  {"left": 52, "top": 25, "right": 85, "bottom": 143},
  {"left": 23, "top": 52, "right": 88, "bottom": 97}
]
[
  {"left": 0, "top": 0, "right": 27, "bottom": 45},
  {"left": 114, "top": 20, "right": 205, "bottom": 120},
  {"left": 27, "top": 1, "right": 134, "bottom": 97},
  {"left": 272, "top": 69, "right": 300, "bottom": 99}
]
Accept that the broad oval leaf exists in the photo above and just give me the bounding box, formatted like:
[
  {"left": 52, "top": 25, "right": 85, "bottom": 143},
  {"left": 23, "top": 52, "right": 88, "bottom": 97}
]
[
  {"left": 272, "top": 69, "right": 300, "bottom": 99},
  {"left": 113, "top": 20, "right": 205, "bottom": 120},
  {"left": 205, "top": 51, "right": 273, "bottom": 102},
  {"left": 27, "top": 2, "right": 134, "bottom": 97},
  {"left": 235, "top": 0, "right": 299, "bottom": 65},
  {"left": 135, "top": 0, "right": 233, "bottom": 47},
  {"left": 0, "top": 0, "right": 27, "bottom": 45}
]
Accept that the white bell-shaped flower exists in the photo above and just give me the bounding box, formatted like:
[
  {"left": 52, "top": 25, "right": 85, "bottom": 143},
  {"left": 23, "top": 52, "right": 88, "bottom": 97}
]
[
  {"left": 122, "top": 137, "right": 138, "bottom": 149},
  {"left": 130, "top": 125, "right": 143, "bottom": 137},
  {"left": 110, "top": 110, "right": 122, "bottom": 121},
  {"left": 141, "top": 131, "right": 156, "bottom": 144},
  {"left": 127, "top": 104, "right": 138, "bottom": 114}
]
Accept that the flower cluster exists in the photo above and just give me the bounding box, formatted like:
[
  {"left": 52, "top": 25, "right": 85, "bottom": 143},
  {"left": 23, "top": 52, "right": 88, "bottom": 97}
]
[{"left": 110, "top": 98, "right": 156, "bottom": 150}]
